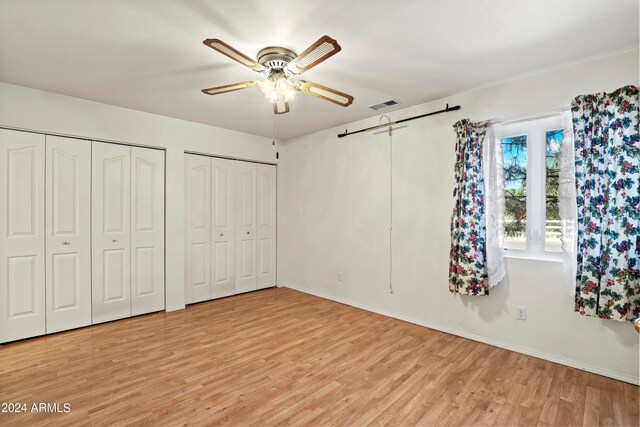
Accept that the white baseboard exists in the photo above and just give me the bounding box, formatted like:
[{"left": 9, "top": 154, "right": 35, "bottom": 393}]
[{"left": 284, "top": 284, "right": 639, "bottom": 386}]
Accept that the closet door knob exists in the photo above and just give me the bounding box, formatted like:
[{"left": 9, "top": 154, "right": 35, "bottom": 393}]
[
  {"left": 246, "top": 231, "right": 250, "bottom": 235},
  {"left": 62, "top": 241, "right": 71, "bottom": 246},
  {"left": 112, "top": 238, "right": 118, "bottom": 243},
  {"left": 220, "top": 233, "right": 224, "bottom": 237}
]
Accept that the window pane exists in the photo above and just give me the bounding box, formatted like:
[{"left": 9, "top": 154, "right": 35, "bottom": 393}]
[
  {"left": 545, "top": 129, "right": 563, "bottom": 252},
  {"left": 502, "top": 135, "right": 527, "bottom": 250}
]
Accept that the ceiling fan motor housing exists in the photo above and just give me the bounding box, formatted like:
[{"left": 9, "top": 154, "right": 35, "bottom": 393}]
[{"left": 257, "top": 46, "right": 297, "bottom": 71}]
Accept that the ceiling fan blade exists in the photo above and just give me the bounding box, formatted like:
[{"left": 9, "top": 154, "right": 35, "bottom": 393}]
[
  {"left": 287, "top": 35, "right": 341, "bottom": 74},
  {"left": 296, "top": 81, "right": 354, "bottom": 107},
  {"left": 201, "top": 81, "right": 257, "bottom": 95},
  {"left": 274, "top": 98, "right": 290, "bottom": 114},
  {"left": 203, "top": 39, "right": 265, "bottom": 72}
]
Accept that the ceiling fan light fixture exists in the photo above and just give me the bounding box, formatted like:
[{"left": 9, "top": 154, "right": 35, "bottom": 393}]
[{"left": 257, "top": 71, "right": 296, "bottom": 104}]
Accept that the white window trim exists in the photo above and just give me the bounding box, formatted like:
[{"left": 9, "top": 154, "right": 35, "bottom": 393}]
[{"left": 496, "top": 115, "right": 563, "bottom": 260}]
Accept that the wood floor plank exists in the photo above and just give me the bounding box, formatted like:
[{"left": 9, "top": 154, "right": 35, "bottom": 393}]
[{"left": 0, "top": 287, "right": 637, "bottom": 426}]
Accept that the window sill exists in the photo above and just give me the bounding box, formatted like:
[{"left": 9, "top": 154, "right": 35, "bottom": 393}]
[{"left": 503, "top": 251, "right": 563, "bottom": 263}]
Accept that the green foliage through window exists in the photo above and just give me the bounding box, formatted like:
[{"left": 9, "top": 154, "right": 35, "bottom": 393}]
[
  {"left": 545, "top": 129, "right": 563, "bottom": 251},
  {"left": 501, "top": 135, "right": 527, "bottom": 248}
]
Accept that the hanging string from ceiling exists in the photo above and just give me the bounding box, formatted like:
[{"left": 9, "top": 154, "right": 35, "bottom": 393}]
[
  {"left": 273, "top": 111, "right": 279, "bottom": 159},
  {"left": 379, "top": 114, "right": 395, "bottom": 295}
]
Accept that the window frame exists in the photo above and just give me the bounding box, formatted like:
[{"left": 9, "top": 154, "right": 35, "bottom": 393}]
[{"left": 495, "top": 115, "right": 564, "bottom": 261}]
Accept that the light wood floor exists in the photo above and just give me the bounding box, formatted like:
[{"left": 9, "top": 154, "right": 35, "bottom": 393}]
[{"left": 0, "top": 288, "right": 638, "bottom": 426}]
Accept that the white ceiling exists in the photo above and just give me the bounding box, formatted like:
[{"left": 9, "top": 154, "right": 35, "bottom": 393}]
[{"left": 0, "top": 1, "right": 637, "bottom": 140}]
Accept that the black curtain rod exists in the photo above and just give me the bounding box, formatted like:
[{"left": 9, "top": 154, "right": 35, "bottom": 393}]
[{"left": 337, "top": 104, "right": 461, "bottom": 138}]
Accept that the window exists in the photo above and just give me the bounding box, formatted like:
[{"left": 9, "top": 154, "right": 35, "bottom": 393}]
[
  {"left": 497, "top": 116, "right": 564, "bottom": 258},
  {"left": 545, "top": 129, "right": 563, "bottom": 252},
  {"left": 501, "top": 135, "right": 527, "bottom": 250}
]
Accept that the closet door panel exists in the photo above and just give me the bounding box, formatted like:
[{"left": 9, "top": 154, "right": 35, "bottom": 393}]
[
  {"left": 235, "top": 161, "right": 257, "bottom": 293},
  {"left": 45, "top": 136, "right": 92, "bottom": 333},
  {"left": 211, "top": 157, "right": 236, "bottom": 298},
  {"left": 256, "top": 164, "right": 277, "bottom": 289},
  {"left": 185, "top": 154, "right": 211, "bottom": 303},
  {"left": 0, "top": 129, "right": 46, "bottom": 343},
  {"left": 131, "top": 147, "right": 165, "bottom": 316},
  {"left": 92, "top": 142, "right": 131, "bottom": 324}
]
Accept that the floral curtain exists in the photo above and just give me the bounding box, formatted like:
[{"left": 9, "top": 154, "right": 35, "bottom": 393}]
[
  {"left": 449, "top": 119, "right": 490, "bottom": 296},
  {"left": 572, "top": 85, "right": 640, "bottom": 321}
]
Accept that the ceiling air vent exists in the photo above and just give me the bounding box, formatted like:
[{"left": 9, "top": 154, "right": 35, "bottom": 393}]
[{"left": 368, "top": 99, "right": 399, "bottom": 111}]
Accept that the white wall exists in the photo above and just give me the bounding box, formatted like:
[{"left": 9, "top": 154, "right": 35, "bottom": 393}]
[
  {"left": 0, "top": 82, "right": 278, "bottom": 311},
  {"left": 278, "top": 48, "right": 640, "bottom": 384}
]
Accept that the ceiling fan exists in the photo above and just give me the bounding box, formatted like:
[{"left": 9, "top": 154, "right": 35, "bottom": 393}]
[{"left": 201, "top": 36, "right": 354, "bottom": 114}]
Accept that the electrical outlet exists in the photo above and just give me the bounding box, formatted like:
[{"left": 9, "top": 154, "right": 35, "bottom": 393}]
[
  {"left": 337, "top": 272, "right": 343, "bottom": 282},
  {"left": 516, "top": 306, "right": 526, "bottom": 320}
]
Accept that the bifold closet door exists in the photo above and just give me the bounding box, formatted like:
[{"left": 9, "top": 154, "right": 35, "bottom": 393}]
[
  {"left": 92, "top": 142, "right": 131, "bottom": 324},
  {"left": 235, "top": 161, "right": 257, "bottom": 293},
  {"left": 185, "top": 155, "right": 276, "bottom": 303},
  {"left": 185, "top": 154, "right": 211, "bottom": 304},
  {"left": 131, "top": 147, "right": 165, "bottom": 316},
  {"left": 45, "top": 136, "right": 92, "bottom": 333},
  {"left": 211, "top": 157, "right": 236, "bottom": 298},
  {"left": 256, "top": 164, "right": 277, "bottom": 289},
  {"left": 0, "top": 129, "right": 46, "bottom": 343}
]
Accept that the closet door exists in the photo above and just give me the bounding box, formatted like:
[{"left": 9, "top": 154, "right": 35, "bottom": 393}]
[
  {"left": 131, "top": 147, "right": 165, "bottom": 316},
  {"left": 235, "top": 161, "right": 257, "bottom": 293},
  {"left": 185, "top": 154, "right": 211, "bottom": 304},
  {"left": 256, "top": 164, "right": 277, "bottom": 289},
  {"left": 0, "top": 129, "right": 46, "bottom": 343},
  {"left": 45, "top": 136, "right": 92, "bottom": 333},
  {"left": 92, "top": 142, "right": 131, "bottom": 324},
  {"left": 211, "top": 157, "right": 236, "bottom": 298}
]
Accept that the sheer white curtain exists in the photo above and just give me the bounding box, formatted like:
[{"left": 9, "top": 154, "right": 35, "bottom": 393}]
[
  {"left": 558, "top": 111, "right": 577, "bottom": 293},
  {"left": 483, "top": 124, "right": 506, "bottom": 287}
]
